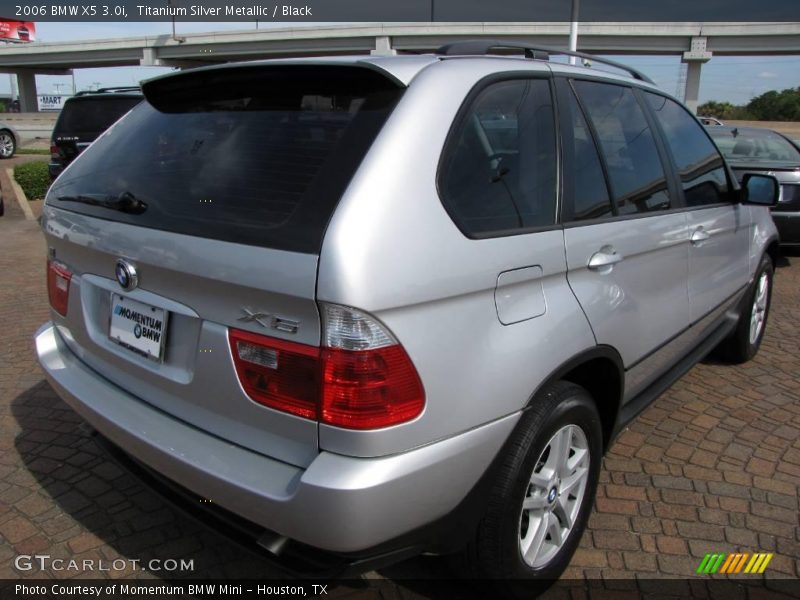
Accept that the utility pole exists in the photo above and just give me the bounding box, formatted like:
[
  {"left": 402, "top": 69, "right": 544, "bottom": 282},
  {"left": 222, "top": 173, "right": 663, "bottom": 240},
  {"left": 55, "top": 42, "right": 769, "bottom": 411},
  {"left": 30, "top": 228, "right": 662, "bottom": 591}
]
[
  {"left": 3, "top": 39, "right": 17, "bottom": 105},
  {"left": 568, "top": 0, "right": 580, "bottom": 65},
  {"left": 169, "top": 0, "right": 185, "bottom": 43}
]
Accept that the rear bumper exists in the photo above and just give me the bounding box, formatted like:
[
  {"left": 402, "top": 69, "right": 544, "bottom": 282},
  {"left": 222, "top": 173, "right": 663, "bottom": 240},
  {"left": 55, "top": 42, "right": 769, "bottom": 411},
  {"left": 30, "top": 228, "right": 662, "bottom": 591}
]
[
  {"left": 35, "top": 322, "right": 518, "bottom": 555},
  {"left": 48, "top": 162, "right": 63, "bottom": 182},
  {"left": 773, "top": 211, "right": 800, "bottom": 245}
]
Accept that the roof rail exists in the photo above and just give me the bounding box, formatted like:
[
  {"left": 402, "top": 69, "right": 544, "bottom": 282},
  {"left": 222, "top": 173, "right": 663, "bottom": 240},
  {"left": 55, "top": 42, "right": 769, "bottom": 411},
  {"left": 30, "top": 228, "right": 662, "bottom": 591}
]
[
  {"left": 435, "top": 40, "right": 655, "bottom": 85},
  {"left": 97, "top": 86, "right": 141, "bottom": 93},
  {"left": 75, "top": 86, "right": 141, "bottom": 96}
]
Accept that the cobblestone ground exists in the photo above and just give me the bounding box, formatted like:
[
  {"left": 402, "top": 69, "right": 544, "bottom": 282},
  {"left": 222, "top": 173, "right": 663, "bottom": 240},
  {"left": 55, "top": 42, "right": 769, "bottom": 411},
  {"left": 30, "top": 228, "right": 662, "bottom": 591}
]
[{"left": 1, "top": 182, "right": 798, "bottom": 598}]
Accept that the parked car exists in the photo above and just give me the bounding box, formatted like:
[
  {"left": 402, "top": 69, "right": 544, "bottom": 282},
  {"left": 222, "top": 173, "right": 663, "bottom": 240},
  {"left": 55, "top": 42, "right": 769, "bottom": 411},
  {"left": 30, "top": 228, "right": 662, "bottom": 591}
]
[
  {"left": 0, "top": 122, "right": 19, "bottom": 158},
  {"left": 48, "top": 87, "right": 143, "bottom": 181},
  {"left": 35, "top": 43, "right": 779, "bottom": 588},
  {"left": 699, "top": 116, "right": 724, "bottom": 126},
  {"left": 706, "top": 125, "right": 800, "bottom": 246}
]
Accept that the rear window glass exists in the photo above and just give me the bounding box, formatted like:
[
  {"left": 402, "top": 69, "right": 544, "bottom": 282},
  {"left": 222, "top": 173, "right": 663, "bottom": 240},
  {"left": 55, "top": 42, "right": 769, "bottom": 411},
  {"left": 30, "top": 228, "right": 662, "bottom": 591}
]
[
  {"left": 47, "top": 66, "right": 403, "bottom": 254},
  {"left": 54, "top": 97, "right": 142, "bottom": 136},
  {"left": 706, "top": 127, "right": 800, "bottom": 163}
]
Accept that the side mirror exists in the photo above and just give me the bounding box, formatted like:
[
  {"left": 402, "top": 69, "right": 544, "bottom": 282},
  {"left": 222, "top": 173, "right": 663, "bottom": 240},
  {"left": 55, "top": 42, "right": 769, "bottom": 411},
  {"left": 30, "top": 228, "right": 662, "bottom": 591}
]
[{"left": 741, "top": 173, "right": 779, "bottom": 207}]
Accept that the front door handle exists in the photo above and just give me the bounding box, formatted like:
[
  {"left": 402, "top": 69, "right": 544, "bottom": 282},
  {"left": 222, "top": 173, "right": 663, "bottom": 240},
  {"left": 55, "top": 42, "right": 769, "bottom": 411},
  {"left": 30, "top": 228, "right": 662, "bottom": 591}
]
[
  {"left": 588, "top": 246, "right": 624, "bottom": 272},
  {"left": 690, "top": 227, "right": 711, "bottom": 246}
]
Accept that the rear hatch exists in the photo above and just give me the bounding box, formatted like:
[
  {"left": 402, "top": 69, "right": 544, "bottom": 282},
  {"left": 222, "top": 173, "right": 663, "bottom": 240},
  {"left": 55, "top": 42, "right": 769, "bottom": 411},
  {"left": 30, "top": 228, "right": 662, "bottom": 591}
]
[
  {"left": 51, "top": 94, "right": 143, "bottom": 167},
  {"left": 42, "top": 64, "right": 404, "bottom": 467}
]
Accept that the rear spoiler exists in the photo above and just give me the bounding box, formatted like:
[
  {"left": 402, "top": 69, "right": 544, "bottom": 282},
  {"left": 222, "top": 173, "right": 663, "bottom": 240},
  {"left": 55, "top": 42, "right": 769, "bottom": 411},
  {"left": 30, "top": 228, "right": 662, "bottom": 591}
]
[{"left": 141, "top": 63, "right": 406, "bottom": 113}]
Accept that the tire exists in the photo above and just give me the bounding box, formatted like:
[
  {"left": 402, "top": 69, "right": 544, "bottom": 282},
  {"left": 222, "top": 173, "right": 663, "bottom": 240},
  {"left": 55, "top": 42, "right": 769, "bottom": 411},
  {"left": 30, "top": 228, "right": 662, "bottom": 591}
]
[
  {"left": 0, "top": 130, "right": 15, "bottom": 159},
  {"left": 716, "top": 254, "right": 773, "bottom": 364},
  {"left": 465, "top": 381, "right": 602, "bottom": 591}
]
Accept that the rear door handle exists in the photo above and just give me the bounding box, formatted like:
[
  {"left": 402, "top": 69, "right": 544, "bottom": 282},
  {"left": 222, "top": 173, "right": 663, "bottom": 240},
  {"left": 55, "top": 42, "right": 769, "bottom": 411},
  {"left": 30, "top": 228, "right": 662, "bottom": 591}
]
[
  {"left": 588, "top": 247, "right": 624, "bottom": 272},
  {"left": 690, "top": 227, "right": 711, "bottom": 246}
]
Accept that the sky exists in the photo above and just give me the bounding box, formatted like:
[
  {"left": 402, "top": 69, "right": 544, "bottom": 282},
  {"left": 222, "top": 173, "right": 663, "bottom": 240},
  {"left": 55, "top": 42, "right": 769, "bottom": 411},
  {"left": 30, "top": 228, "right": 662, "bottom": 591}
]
[{"left": 7, "top": 21, "right": 800, "bottom": 106}]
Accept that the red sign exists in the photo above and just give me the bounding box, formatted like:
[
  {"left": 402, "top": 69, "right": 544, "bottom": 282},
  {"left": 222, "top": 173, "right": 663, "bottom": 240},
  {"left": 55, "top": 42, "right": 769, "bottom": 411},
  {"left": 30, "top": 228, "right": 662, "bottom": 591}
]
[{"left": 0, "top": 20, "right": 35, "bottom": 43}]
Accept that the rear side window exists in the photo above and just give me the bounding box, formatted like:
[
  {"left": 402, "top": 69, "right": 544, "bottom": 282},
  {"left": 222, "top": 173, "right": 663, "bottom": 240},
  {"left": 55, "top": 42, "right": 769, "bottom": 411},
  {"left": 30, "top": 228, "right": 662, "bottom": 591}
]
[
  {"left": 645, "top": 93, "right": 730, "bottom": 207},
  {"left": 47, "top": 66, "right": 403, "bottom": 254},
  {"left": 573, "top": 81, "right": 672, "bottom": 215},
  {"left": 439, "top": 78, "right": 557, "bottom": 236},
  {"left": 563, "top": 87, "right": 613, "bottom": 221},
  {"left": 54, "top": 97, "right": 141, "bottom": 136}
]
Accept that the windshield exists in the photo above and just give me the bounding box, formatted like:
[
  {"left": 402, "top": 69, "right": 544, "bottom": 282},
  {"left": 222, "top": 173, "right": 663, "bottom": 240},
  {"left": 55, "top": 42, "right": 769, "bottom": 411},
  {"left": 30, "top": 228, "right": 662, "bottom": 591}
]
[
  {"left": 46, "top": 66, "right": 403, "bottom": 254},
  {"left": 707, "top": 128, "right": 800, "bottom": 164}
]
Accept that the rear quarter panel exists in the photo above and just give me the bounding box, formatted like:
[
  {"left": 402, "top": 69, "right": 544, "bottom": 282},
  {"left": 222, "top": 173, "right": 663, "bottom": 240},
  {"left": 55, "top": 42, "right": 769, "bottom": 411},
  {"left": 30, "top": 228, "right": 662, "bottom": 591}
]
[{"left": 317, "top": 59, "right": 597, "bottom": 458}]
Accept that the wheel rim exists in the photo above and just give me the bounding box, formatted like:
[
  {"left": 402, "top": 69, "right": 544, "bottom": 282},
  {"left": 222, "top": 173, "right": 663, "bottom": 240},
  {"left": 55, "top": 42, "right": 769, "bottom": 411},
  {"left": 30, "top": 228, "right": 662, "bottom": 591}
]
[
  {"left": 749, "top": 272, "right": 769, "bottom": 345},
  {"left": 519, "top": 424, "right": 590, "bottom": 569},
  {"left": 0, "top": 133, "right": 13, "bottom": 157}
]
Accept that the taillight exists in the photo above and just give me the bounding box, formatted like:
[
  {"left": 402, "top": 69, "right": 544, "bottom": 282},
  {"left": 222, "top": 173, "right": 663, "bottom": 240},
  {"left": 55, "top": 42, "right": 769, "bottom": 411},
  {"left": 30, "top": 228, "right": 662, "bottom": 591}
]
[
  {"left": 229, "top": 329, "right": 320, "bottom": 419},
  {"left": 50, "top": 144, "right": 60, "bottom": 160},
  {"left": 228, "top": 304, "right": 425, "bottom": 430},
  {"left": 320, "top": 304, "right": 425, "bottom": 429},
  {"left": 47, "top": 259, "right": 72, "bottom": 316}
]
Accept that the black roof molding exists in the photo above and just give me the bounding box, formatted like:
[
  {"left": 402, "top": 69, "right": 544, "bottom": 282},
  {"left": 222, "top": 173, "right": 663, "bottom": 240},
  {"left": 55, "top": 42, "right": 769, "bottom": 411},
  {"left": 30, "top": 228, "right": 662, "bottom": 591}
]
[{"left": 435, "top": 40, "right": 655, "bottom": 84}]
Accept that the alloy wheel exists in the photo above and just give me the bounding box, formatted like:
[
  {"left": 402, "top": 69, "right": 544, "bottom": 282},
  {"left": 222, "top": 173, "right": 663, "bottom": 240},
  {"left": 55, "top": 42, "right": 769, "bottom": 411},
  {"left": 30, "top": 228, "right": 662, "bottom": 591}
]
[
  {"left": 519, "top": 424, "right": 590, "bottom": 568},
  {"left": 0, "top": 133, "right": 14, "bottom": 158},
  {"left": 749, "top": 271, "right": 769, "bottom": 345}
]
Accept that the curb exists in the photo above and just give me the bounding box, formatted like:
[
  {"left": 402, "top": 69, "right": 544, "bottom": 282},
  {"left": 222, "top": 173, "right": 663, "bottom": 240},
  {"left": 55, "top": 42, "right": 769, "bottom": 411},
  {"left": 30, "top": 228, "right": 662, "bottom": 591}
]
[{"left": 5, "top": 167, "right": 35, "bottom": 221}]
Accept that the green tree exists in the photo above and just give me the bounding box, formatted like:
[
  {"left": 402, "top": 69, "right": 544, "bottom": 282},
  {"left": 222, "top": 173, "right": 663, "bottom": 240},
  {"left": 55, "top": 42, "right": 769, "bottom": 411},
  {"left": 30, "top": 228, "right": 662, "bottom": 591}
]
[
  {"left": 746, "top": 87, "right": 800, "bottom": 121},
  {"left": 697, "top": 101, "right": 753, "bottom": 120},
  {"left": 698, "top": 100, "right": 734, "bottom": 117}
]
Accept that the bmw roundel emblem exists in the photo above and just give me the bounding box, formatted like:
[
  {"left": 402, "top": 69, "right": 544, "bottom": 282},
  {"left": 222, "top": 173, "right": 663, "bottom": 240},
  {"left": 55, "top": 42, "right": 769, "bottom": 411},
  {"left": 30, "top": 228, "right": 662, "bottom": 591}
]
[{"left": 115, "top": 259, "right": 138, "bottom": 291}]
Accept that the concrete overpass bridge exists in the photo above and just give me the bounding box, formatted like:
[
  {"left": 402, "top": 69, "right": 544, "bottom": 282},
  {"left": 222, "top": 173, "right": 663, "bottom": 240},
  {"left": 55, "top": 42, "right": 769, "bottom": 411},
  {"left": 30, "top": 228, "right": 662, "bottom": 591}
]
[{"left": 2, "top": 22, "right": 799, "bottom": 112}]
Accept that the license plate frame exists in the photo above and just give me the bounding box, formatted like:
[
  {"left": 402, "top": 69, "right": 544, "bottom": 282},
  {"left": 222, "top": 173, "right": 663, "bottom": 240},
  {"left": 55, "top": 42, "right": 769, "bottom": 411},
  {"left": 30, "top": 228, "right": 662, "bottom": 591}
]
[{"left": 109, "top": 293, "right": 169, "bottom": 362}]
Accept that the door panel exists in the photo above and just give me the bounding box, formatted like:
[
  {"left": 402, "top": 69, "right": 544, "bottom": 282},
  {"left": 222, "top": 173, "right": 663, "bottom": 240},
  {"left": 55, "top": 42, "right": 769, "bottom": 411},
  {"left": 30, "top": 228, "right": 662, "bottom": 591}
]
[
  {"left": 641, "top": 92, "right": 749, "bottom": 322},
  {"left": 561, "top": 80, "right": 691, "bottom": 373},
  {"left": 687, "top": 205, "right": 750, "bottom": 321},
  {"left": 564, "top": 214, "right": 689, "bottom": 368}
]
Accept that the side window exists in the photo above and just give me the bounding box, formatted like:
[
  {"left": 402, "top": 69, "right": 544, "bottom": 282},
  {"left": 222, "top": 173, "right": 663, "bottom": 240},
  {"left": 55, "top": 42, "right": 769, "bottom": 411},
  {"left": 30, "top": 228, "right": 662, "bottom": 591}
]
[
  {"left": 645, "top": 93, "right": 730, "bottom": 207},
  {"left": 573, "top": 81, "right": 672, "bottom": 215},
  {"left": 439, "top": 79, "right": 557, "bottom": 236},
  {"left": 564, "top": 87, "right": 614, "bottom": 220}
]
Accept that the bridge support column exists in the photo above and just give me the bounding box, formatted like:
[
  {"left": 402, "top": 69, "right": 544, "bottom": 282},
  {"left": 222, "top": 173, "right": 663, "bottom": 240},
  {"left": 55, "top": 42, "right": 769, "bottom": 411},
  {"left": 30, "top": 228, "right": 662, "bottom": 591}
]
[
  {"left": 682, "top": 36, "right": 712, "bottom": 114},
  {"left": 141, "top": 47, "right": 164, "bottom": 67},
  {"left": 17, "top": 70, "right": 38, "bottom": 112},
  {"left": 371, "top": 36, "right": 396, "bottom": 56}
]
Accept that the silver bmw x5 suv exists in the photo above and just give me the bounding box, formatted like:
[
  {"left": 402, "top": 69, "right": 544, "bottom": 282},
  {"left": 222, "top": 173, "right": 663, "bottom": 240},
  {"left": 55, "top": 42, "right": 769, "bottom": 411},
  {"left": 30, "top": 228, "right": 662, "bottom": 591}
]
[{"left": 36, "top": 42, "right": 779, "bottom": 582}]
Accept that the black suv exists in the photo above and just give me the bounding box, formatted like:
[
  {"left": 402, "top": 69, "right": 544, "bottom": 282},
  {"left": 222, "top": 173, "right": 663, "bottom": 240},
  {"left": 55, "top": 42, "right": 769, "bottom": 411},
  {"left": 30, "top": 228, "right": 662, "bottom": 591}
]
[{"left": 49, "top": 87, "right": 143, "bottom": 181}]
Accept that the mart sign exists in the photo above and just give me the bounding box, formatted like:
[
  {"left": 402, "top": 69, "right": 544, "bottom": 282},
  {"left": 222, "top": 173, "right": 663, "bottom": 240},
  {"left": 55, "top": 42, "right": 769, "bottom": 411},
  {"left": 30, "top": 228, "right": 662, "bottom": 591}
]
[{"left": 38, "top": 95, "right": 70, "bottom": 111}]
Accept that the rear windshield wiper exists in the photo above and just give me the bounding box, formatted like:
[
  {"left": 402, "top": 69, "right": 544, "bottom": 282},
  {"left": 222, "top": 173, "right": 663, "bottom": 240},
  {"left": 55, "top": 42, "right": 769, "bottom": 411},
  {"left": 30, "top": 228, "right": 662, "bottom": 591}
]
[{"left": 55, "top": 191, "right": 148, "bottom": 215}]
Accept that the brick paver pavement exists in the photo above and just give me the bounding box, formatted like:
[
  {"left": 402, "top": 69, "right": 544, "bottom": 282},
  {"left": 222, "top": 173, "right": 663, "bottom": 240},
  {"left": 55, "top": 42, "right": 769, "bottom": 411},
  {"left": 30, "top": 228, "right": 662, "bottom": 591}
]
[{"left": 1, "top": 190, "right": 798, "bottom": 597}]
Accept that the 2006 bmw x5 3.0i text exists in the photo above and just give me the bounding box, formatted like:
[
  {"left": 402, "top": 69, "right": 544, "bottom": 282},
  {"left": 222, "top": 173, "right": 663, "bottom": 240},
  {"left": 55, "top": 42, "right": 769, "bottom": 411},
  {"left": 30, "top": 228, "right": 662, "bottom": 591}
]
[{"left": 35, "top": 42, "right": 780, "bottom": 586}]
